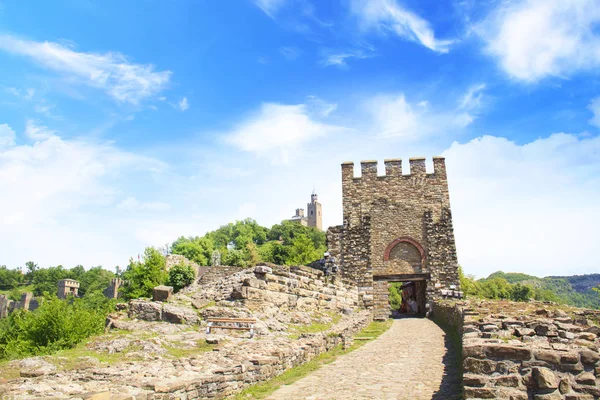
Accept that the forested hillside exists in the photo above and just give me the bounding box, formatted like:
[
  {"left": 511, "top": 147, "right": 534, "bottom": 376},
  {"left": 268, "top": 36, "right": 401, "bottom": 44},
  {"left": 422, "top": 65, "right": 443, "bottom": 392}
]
[{"left": 461, "top": 270, "right": 600, "bottom": 309}]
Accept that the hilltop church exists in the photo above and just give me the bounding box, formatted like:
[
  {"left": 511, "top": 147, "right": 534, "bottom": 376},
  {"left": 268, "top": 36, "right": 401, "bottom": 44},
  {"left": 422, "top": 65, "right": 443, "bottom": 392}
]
[{"left": 286, "top": 192, "right": 322, "bottom": 231}]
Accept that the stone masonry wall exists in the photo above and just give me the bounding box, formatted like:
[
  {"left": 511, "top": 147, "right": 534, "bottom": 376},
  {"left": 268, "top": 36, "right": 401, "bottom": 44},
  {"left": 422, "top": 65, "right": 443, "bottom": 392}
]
[
  {"left": 328, "top": 157, "right": 460, "bottom": 320},
  {"left": 433, "top": 299, "right": 600, "bottom": 400}
]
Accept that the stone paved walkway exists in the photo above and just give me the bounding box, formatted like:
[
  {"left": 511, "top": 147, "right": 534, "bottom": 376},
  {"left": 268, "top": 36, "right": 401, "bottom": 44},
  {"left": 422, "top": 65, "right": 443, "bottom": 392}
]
[{"left": 267, "top": 318, "right": 461, "bottom": 400}]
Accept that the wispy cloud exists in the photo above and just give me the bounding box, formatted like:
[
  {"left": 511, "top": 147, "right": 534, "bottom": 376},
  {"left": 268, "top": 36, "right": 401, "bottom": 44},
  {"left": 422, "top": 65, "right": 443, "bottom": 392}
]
[
  {"left": 253, "top": 0, "right": 287, "bottom": 19},
  {"left": 0, "top": 124, "right": 16, "bottom": 148},
  {"left": 0, "top": 34, "right": 171, "bottom": 104},
  {"left": 279, "top": 46, "right": 301, "bottom": 60},
  {"left": 477, "top": 0, "right": 600, "bottom": 82},
  {"left": 5, "top": 87, "right": 35, "bottom": 100},
  {"left": 24, "top": 119, "right": 56, "bottom": 141},
  {"left": 350, "top": 0, "right": 453, "bottom": 53},
  {"left": 177, "top": 97, "right": 189, "bottom": 111},
  {"left": 588, "top": 97, "right": 600, "bottom": 128},
  {"left": 320, "top": 48, "right": 374, "bottom": 68}
]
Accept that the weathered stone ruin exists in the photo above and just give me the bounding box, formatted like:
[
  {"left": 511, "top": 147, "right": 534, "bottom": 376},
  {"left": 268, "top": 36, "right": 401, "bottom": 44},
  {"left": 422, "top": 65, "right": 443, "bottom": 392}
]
[
  {"left": 328, "top": 157, "right": 462, "bottom": 320},
  {"left": 434, "top": 300, "right": 600, "bottom": 399},
  {"left": 57, "top": 278, "right": 79, "bottom": 299},
  {"left": 1, "top": 263, "right": 370, "bottom": 399},
  {"left": 103, "top": 278, "right": 122, "bottom": 299}
]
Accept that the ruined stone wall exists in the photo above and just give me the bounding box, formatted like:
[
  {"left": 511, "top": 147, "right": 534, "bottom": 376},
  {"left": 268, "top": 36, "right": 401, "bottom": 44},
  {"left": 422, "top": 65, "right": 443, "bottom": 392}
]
[
  {"left": 433, "top": 299, "right": 600, "bottom": 399},
  {"left": 199, "top": 265, "right": 244, "bottom": 285},
  {"left": 238, "top": 264, "right": 359, "bottom": 312},
  {"left": 147, "top": 311, "right": 372, "bottom": 399}
]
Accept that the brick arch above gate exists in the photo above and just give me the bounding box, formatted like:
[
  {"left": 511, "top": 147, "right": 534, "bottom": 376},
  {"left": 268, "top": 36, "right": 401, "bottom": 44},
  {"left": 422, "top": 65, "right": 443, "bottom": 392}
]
[{"left": 383, "top": 237, "right": 426, "bottom": 263}]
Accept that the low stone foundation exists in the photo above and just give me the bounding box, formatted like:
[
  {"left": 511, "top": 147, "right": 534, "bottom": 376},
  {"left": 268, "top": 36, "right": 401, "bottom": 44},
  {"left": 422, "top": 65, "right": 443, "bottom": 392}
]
[
  {"left": 432, "top": 300, "right": 600, "bottom": 400},
  {"left": 156, "top": 311, "right": 372, "bottom": 398}
]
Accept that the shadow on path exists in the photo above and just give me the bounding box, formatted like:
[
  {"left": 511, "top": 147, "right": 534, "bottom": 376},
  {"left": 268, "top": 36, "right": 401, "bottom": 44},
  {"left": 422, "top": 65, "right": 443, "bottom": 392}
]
[{"left": 431, "top": 320, "right": 463, "bottom": 400}]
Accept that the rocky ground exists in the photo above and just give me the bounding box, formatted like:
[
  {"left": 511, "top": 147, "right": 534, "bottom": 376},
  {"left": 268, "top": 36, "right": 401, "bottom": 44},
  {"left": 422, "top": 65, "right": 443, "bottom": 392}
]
[
  {"left": 0, "top": 265, "right": 369, "bottom": 399},
  {"left": 454, "top": 300, "right": 600, "bottom": 399}
]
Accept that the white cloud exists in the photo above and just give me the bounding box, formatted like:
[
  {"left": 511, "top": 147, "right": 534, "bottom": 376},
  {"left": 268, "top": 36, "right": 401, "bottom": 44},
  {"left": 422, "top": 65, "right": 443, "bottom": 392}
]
[
  {"left": 588, "top": 97, "right": 600, "bottom": 128},
  {"left": 364, "top": 89, "right": 481, "bottom": 139},
  {"left": 6, "top": 87, "right": 35, "bottom": 100},
  {"left": 178, "top": 97, "right": 189, "bottom": 111},
  {"left": 460, "top": 83, "right": 486, "bottom": 111},
  {"left": 0, "top": 124, "right": 16, "bottom": 148},
  {"left": 0, "top": 34, "right": 171, "bottom": 104},
  {"left": 0, "top": 123, "right": 166, "bottom": 268},
  {"left": 477, "top": 0, "right": 600, "bottom": 81},
  {"left": 320, "top": 49, "right": 373, "bottom": 68},
  {"left": 350, "top": 0, "right": 452, "bottom": 53},
  {"left": 117, "top": 196, "right": 171, "bottom": 211},
  {"left": 445, "top": 133, "right": 600, "bottom": 277},
  {"left": 224, "top": 100, "right": 345, "bottom": 164},
  {"left": 24, "top": 119, "right": 56, "bottom": 141},
  {"left": 254, "top": 0, "right": 287, "bottom": 18}
]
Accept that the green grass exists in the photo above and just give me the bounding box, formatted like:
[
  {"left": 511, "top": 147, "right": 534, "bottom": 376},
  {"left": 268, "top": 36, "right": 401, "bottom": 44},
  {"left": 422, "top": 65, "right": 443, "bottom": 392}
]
[
  {"left": 0, "top": 285, "right": 34, "bottom": 297},
  {"left": 163, "top": 339, "right": 215, "bottom": 358},
  {"left": 0, "top": 329, "right": 154, "bottom": 379},
  {"left": 233, "top": 319, "right": 393, "bottom": 400},
  {"left": 288, "top": 312, "right": 343, "bottom": 339}
]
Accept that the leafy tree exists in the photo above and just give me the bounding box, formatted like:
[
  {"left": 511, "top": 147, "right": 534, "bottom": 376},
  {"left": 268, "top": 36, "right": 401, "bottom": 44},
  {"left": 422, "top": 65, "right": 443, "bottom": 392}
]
[
  {"left": 388, "top": 283, "right": 403, "bottom": 310},
  {"left": 223, "top": 248, "right": 246, "bottom": 267},
  {"left": 288, "top": 234, "right": 321, "bottom": 265},
  {"left": 510, "top": 283, "right": 533, "bottom": 302},
  {"left": 480, "top": 277, "right": 512, "bottom": 299},
  {"left": 121, "top": 247, "right": 167, "bottom": 299},
  {"left": 171, "top": 236, "right": 213, "bottom": 265},
  {"left": 0, "top": 266, "right": 23, "bottom": 290},
  {"left": 77, "top": 266, "right": 115, "bottom": 296},
  {"left": 244, "top": 242, "right": 261, "bottom": 267},
  {"left": 32, "top": 265, "right": 71, "bottom": 296},
  {"left": 166, "top": 263, "right": 196, "bottom": 292}
]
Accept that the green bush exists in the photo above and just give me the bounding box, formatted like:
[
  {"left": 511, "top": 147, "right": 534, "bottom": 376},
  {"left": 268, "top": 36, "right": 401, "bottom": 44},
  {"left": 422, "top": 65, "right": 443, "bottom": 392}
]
[
  {"left": 166, "top": 263, "right": 196, "bottom": 292},
  {"left": 121, "top": 247, "right": 167, "bottom": 300},
  {"left": 0, "top": 296, "right": 112, "bottom": 361}
]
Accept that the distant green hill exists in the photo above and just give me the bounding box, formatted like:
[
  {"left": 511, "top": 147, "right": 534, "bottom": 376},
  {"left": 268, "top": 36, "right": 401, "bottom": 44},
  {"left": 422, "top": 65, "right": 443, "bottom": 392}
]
[{"left": 482, "top": 271, "right": 600, "bottom": 309}]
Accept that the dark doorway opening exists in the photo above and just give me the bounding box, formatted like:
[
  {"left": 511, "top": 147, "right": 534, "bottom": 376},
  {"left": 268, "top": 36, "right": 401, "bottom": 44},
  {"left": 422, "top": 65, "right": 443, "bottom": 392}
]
[{"left": 388, "top": 280, "right": 427, "bottom": 317}]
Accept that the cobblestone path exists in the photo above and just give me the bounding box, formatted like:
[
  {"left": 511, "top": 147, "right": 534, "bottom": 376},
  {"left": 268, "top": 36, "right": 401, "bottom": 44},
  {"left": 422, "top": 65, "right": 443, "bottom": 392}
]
[{"left": 267, "top": 318, "right": 461, "bottom": 400}]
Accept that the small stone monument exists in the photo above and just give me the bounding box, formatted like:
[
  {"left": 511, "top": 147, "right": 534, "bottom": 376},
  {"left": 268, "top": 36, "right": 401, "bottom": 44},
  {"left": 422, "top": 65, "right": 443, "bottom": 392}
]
[
  {"left": 152, "top": 285, "right": 173, "bottom": 302},
  {"left": 211, "top": 250, "right": 221, "bottom": 267}
]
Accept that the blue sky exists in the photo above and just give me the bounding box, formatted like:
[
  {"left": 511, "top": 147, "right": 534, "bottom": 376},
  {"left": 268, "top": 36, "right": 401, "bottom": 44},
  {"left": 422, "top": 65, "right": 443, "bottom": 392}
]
[{"left": 0, "top": 0, "right": 599, "bottom": 278}]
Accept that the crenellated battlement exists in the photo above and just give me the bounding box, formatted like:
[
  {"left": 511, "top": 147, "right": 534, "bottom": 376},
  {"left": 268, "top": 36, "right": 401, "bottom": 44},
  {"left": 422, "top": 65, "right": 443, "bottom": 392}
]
[{"left": 341, "top": 156, "right": 447, "bottom": 182}]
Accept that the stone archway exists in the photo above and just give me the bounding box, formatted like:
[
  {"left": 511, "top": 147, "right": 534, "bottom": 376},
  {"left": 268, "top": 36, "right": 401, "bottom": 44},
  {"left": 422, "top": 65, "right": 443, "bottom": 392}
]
[
  {"left": 373, "top": 237, "right": 428, "bottom": 320},
  {"left": 383, "top": 237, "right": 426, "bottom": 275}
]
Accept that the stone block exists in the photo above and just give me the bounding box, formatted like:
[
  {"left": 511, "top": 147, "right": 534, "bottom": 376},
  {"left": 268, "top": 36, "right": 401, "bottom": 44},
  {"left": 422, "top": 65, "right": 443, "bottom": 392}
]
[
  {"left": 463, "top": 357, "right": 497, "bottom": 374},
  {"left": 535, "top": 350, "right": 560, "bottom": 364},
  {"left": 152, "top": 285, "right": 173, "bottom": 302},
  {"left": 463, "top": 374, "right": 488, "bottom": 387},
  {"left": 464, "top": 387, "right": 497, "bottom": 399},
  {"left": 162, "top": 304, "right": 198, "bottom": 324},
  {"left": 533, "top": 367, "right": 558, "bottom": 389},
  {"left": 484, "top": 344, "right": 532, "bottom": 361},
  {"left": 579, "top": 349, "right": 599, "bottom": 365},
  {"left": 575, "top": 372, "right": 596, "bottom": 386},
  {"left": 254, "top": 265, "right": 273, "bottom": 275}
]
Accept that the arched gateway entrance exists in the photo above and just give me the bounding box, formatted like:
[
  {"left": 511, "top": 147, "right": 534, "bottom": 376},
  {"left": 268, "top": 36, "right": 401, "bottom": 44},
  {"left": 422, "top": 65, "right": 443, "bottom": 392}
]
[{"left": 374, "top": 238, "right": 429, "bottom": 318}]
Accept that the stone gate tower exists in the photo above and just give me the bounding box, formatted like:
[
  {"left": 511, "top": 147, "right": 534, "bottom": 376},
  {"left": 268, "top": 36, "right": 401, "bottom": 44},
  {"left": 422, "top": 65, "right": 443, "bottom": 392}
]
[{"left": 327, "top": 157, "right": 460, "bottom": 320}]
